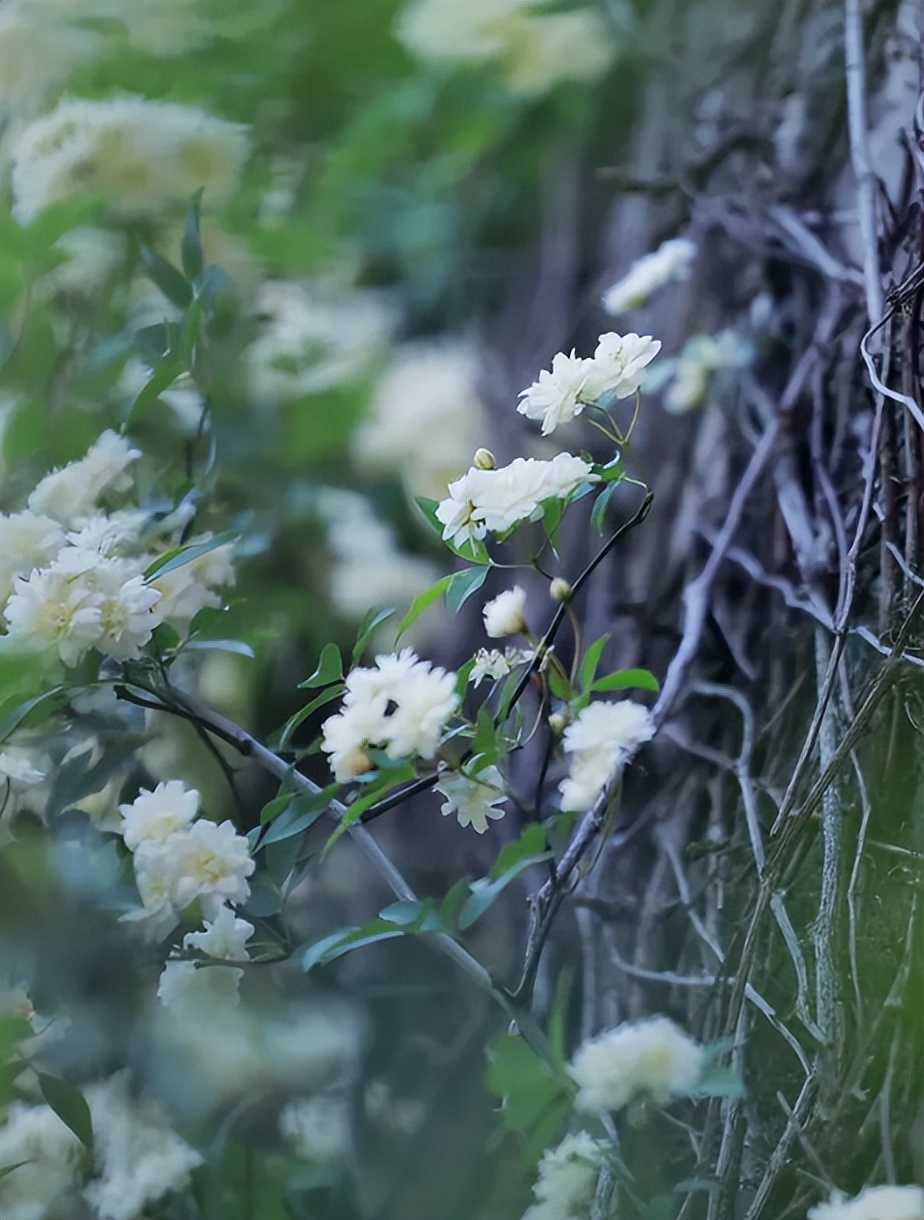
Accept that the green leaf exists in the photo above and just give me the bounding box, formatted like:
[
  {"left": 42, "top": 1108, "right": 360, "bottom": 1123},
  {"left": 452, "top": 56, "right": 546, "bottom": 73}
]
[
  {"left": 488, "top": 823, "right": 549, "bottom": 882},
  {"left": 351, "top": 608, "right": 395, "bottom": 666},
  {"left": 278, "top": 685, "right": 344, "bottom": 750},
  {"left": 596, "top": 455, "right": 623, "bottom": 483},
  {"left": 258, "top": 793, "right": 332, "bottom": 847},
  {"left": 438, "top": 877, "right": 473, "bottom": 928},
  {"left": 396, "top": 575, "right": 452, "bottom": 641},
  {"left": 37, "top": 1074, "right": 93, "bottom": 1150},
  {"left": 182, "top": 638, "right": 254, "bottom": 657},
  {"left": 143, "top": 531, "right": 237, "bottom": 582},
  {"left": 579, "top": 633, "right": 610, "bottom": 693},
  {"left": 297, "top": 642, "right": 344, "bottom": 689},
  {"left": 0, "top": 685, "right": 67, "bottom": 743},
  {"left": 541, "top": 497, "right": 565, "bottom": 551},
  {"left": 322, "top": 765, "right": 416, "bottom": 857},
  {"left": 690, "top": 1066, "right": 745, "bottom": 1098},
  {"left": 487, "top": 1035, "right": 571, "bottom": 1133},
  {"left": 459, "top": 847, "right": 552, "bottom": 930},
  {"left": 301, "top": 920, "right": 407, "bottom": 972},
  {"left": 445, "top": 565, "right": 488, "bottom": 613},
  {"left": 591, "top": 480, "right": 621, "bottom": 532},
  {"left": 591, "top": 667, "right": 660, "bottom": 693},
  {"left": 138, "top": 244, "right": 192, "bottom": 309},
  {"left": 379, "top": 899, "right": 442, "bottom": 932},
  {"left": 181, "top": 191, "right": 204, "bottom": 282}
]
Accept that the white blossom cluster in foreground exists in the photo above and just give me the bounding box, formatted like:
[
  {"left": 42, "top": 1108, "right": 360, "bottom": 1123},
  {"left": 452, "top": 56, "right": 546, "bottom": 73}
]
[
  {"left": 521, "top": 1130, "right": 604, "bottom": 1220},
  {"left": 11, "top": 94, "right": 249, "bottom": 223},
  {"left": 807, "top": 1186, "right": 924, "bottom": 1220},
  {"left": 559, "top": 700, "right": 656, "bottom": 812},
  {"left": 321, "top": 648, "right": 459, "bottom": 782},
  {"left": 569, "top": 1015, "right": 705, "bottom": 1113},
  {"left": 0, "top": 431, "right": 234, "bottom": 669}
]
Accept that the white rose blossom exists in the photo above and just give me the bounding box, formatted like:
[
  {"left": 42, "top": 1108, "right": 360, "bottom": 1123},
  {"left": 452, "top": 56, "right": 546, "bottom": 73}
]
[
  {"left": 321, "top": 649, "right": 459, "bottom": 783},
  {"left": 559, "top": 699, "right": 655, "bottom": 812},
  {"left": 279, "top": 1096, "right": 352, "bottom": 1163},
  {"left": 157, "top": 958, "right": 244, "bottom": 1018},
  {"left": 601, "top": 237, "right": 697, "bottom": 315},
  {"left": 436, "top": 454, "right": 597, "bottom": 546},
  {"left": 0, "top": 1099, "right": 83, "bottom": 1220},
  {"left": 807, "top": 1185, "right": 924, "bottom": 1220},
  {"left": 435, "top": 765, "right": 508, "bottom": 834},
  {"left": 581, "top": 331, "right": 662, "bottom": 402},
  {"left": 483, "top": 586, "right": 528, "bottom": 638},
  {"left": 517, "top": 349, "right": 595, "bottom": 435},
  {"left": 183, "top": 905, "right": 254, "bottom": 962},
  {"left": 119, "top": 780, "right": 200, "bottom": 851},
  {"left": 27, "top": 430, "right": 141, "bottom": 524},
  {"left": 3, "top": 567, "right": 103, "bottom": 667},
  {"left": 522, "top": 1130, "right": 604, "bottom": 1220},
  {"left": 569, "top": 1016, "right": 704, "bottom": 1114},
  {"left": 0, "top": 511, "right": 65, "bottom": 607}
]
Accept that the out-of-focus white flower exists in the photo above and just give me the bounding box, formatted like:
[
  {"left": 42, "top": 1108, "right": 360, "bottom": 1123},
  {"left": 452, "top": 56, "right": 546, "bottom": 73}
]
[
  {"left": 280, "top": 1096, "right": 351, "bottom": 1163},
  {"left": 363, "top": 1080, "right": 427, "bottom": 1135},
  {"left": 660, "top": 330, "right": 753, "bottom": 414},
  {"left": 120, "top": 780, "right": 200, "bottom": 852},
  {"left": 157, "top": 959, "right": 244, "bottom": 1018},
  {"left": 435, "top": 765, "right": 507, "bottom": 834},
  {"left": 807, "top": 1185, "right": 924, "bottom": 1220},
  {"left": 83, "top": 1071, "right": 203, "bottom": 1220},
  {"left": 27, "top": 431, "right": 141, "bottom": 525},
  {"left": 77, "top": 0, "right": 214, "bottom": 57},
  {"left": 321, "top": 648, "right": 459, "bottom": 783},
  {"left": 246, "top": 280, "right": 394, "bottom": 405},
  {"left": 3, "top": 567, "right": 102, "bottom": 666},
  {"left": 396, "top": 0, "right": 536, "bottom": 63},
  {"left": 0, "top": 2, "right": 100, "bottom": 123},
  {"left": 12, "top": 95, "right": 249, "bottom": 224},
  {"left": 483, "top": 586, "right": 528, "bottom": 638},
  {"left": 0, "top": 511, "right": 65, "bottom": 608},
  {"left": 183, "top": 905, "right": 254, "bottom": 961},
  {"left": 559, "top": 699, "right": 654, "bottom": 812},
  {"left": 41, "top": 227, "right": 127, "bottom": 300},
  {"left": 148, "top": 537, "right": 235, "bottom": 630},
  {"left": 314, "top": 488, "right": 439, "bottom": 623},
  {"left": 469, "top": 647, "right": 512, "bottom": 686},
  {"left": 503, "top": 8, "right": 616, "bottom": 96},
  {"left": 517, "top": 350, "right": 594, "bottom": 435},
  {"left": 352, "top": 340, "right": 488, "bottom": 502},
  {"left": 0, "top": 1100, "right": 83, "bottom": 1220},
  {"left": 602, "top": 237, "right": 697, "bottom": 315},
  {"left": 437, "top": 454, "right": 597, "bottom": 546},
  {"left": 570, "top": 1016, "right": 704, "bottom": 1114},
  {"left": 0, "top": 749, "right": 45, "bottom": 788},
  {"left": 522, "top": 1131, "right": 603, "bottom": 1220},
  {"left": 581, "top": 331, "right": 661, "bottom": 403}
]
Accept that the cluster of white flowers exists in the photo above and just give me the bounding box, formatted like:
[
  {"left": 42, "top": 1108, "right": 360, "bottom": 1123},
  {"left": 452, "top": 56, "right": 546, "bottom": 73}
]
[
  {"left": 483, "top": 585, "right": 528, "bottom": 638},
  {"left": 521, "top": 1130, "right": 603, "bottom": 1220},
  {"left": 279, "top": 1095, "right": 352, "bottom": 1163},
  {"left": 0, "top": 1098, "right": 84, "bottom": 1220},
  {"left": 119, "top": 780, "right": 254, "bottom": 942},
  {"left": 435, "top": 764, "right": 508, "bottom": 834},
  {"left": 558, "top": 700, "right": 655, "bottom": 812},
  {"left": 601, "top": 236, "right": 697, "bottom": 315},
  {"left": 807, "top": 1186, "right": 924, "bottom": 1220},
  {"left": 352, "top": 339, "right": 489, "bottom": 502},
  {"left": 569, "top": 1016, "right": 704, "bottom": 1114},
  {"left": 246, "top": 280, "right": 394, "bottom": 406},
  {"left": 11, "top": 94, "right": 249, "bottom": 224},
  {"left": 437, "top": 453, "right": 597, "bottom": 547},
  {"left": 313, "top": 487, "right": 440, "bottom": 626},
  {"left": 0, "top": 433, "right": 235, "bottom": 667},
  {"left": 0, "top": 1, "right": 100, "bottom": 124},
  {"left": 517, "top": 332, "right": 661, "bottom": 435},
  {"left": 396, "top": 0, "right": 616, "bottom": 98},
  {"left": 83, "top": 1071, "right": 204, "bottom": 1220},
  {"left": 321, "top": 649, "right": 459, "bottom": 783}
]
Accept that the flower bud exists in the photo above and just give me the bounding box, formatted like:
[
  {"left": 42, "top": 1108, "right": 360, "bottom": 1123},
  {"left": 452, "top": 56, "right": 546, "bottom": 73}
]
[
  {"left": 473, "top": 447, "right": 496, "bottom": 470},
  {"left": 483, "top": 586, "right": 527, "bottom": 638},
  {"left": 548, "top": 711, "right": 568, "bottom": 736},
  {"left": 549, "top": 577, "right": 571, "bottom": 604}
]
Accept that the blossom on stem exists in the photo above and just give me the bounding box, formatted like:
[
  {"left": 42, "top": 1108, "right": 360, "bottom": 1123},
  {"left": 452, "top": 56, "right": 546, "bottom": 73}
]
[
  {"left": 469, "top": 648, "right": 512, "bottom": 687},
  {"left": 483, "top": 586, "right": 527, "bottom": 638},
  {"left": 183, "top": 906, "right": 254, "bottom": 962},
  {"left": 581, "top": 331, "right": 661, "bottom": 402},
  {"left": 807, "top": 1186, "right": 924, "bottom": 1220},
  {"left": 27, "top": 430, "right": 141, "bottom": 524},
  {"left": 569, "top": 1016, "right": 704, "bottom": 1114},
  {"left": 119, "top": 781, "right": 200, "bottom": 851},
  {"left": 522, "top": 1131, "right": 603, "bottom": 1220},
  {"left": 558, "top": 699, "right": 655, "bottom": 812},
  {"left": 517, "top": 350, "right": 594, "bottom": 435},
  {"left": 435, "top": 765, "right": 507, "bottom": 833},
  {"left": 601, "top": 237, "right": 697, "bottom": 315}
]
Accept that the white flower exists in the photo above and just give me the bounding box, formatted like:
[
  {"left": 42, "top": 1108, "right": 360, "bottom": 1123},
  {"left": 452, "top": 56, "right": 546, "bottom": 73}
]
[
  {"left": 522, "top": 1131, "right": 603, "bottom": 1220},
  {"left": 0, "top": 512, "right": 65, "bottom": 608},
  {"left": 183, "top": 906, "right": 254, "bottom": 962},
  {"left": 93, "top": 563, "right": 163, "bottom": 660},
  {"left": 483, "top": 586, "right": 528, "bottom": 638},
  {"left": 83, "top": 1071, "right": 203, "bottom": 1220},
  {"left": 321, "top": 649, "right": 459, "bottom": 782},
  {"left": 0, "top": 2, "right": 100, "bottom": 122},
  {"left": 27, "top": 431, "right": 141, "bottom": 525},
  {"left": 157, "top": 819, "right": 255, "bottom": 918},
  {"left": 119, "top": 780, "right": 200, "bottom": 851},
  {"left": 661, "top": 330, "right": 753, "bottom": 414},
  {"left": 41, "top": 227, "right": 127, "bottom": 299},
  {"left": 12, "top": 95, "right": 249, "bottom": 224},
  {"left": 395, "top": 0, "right": 537, "bottom": 65},
  {"left": 149, "top": 537, "right": 235, "bottom": 630},
  {"left": 2, "top": 567, "right": 102, "bottom": 666},
  {"left": 0, "top": 749, "right": 45, "bottom": 788},
  {"left": 435, "top": 765, "right": 507, "bottom": 834},
  {"left": 517, "top": 350, "right": 594, "bottom": 435},
  {"left": 570, "top": 1016, "right": 704, "bottom": 1113},
  {"left": 0, "top": 1100, "right": 83, "bottom": 1220},
  {"left": 156, "top": 959, "right": 244, "bottom": 1019},
  {"left": 469, "top": 648, "right": 512, "bottom": 686},
  {"left": 581, "top": 331, "right": 662, "bottom": 402},
  {"left": 559, "top": 700, "right": 654, "bottom": 812},
  {"left": 807, "top": 1185, "right": 924, "bottom": 1220},
  {"left": 602, "top": 237, "right": 697, "bottom": 315},
  {"left": 503, "top": 8, "right": 616, "bottom": 97},
  {"left": 279, "top": 1096, "right": 351, "bottom": 1163},
  {"left": 246, "top": 280, "right": 393, "bottom": 405},
  {"left": 436, "top": 454, "right": 597, "bottom": 546},
  {"left": 353, "top": 340, "right": 488, "bottom": 502}
]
